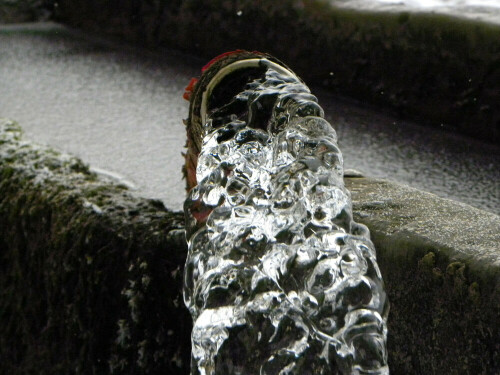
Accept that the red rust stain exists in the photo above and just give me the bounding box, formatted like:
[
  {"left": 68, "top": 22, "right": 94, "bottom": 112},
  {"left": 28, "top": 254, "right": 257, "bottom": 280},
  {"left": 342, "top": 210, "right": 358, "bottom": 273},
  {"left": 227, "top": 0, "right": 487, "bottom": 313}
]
[
  {"left": 183, "top": 77, "right": 199, "bottom": 101},
  {"left": 190, "top": 198, "right": 212, "bottom": 223}
]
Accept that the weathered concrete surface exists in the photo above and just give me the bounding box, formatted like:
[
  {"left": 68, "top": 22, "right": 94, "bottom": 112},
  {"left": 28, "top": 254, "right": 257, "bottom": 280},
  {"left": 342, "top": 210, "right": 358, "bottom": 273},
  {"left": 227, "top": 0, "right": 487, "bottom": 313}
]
[
  {"left": 0, "top": 119, "right": 191, "bottom": 374},
  {"left": 51, "top": 0, "right": 500, "bottom": 142},
  {"left": 1, "top": 119, "right": 498, "bottom": 374},
  {"left": 346, "top": 177, "right": 500, "bottom": 374}
]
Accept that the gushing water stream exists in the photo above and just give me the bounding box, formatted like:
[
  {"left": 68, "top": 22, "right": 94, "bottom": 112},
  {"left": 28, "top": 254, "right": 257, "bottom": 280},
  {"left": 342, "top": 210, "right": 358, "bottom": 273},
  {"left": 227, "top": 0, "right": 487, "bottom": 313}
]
[{"left": 183, "top": 56, "right": 389, "bottom": 374}]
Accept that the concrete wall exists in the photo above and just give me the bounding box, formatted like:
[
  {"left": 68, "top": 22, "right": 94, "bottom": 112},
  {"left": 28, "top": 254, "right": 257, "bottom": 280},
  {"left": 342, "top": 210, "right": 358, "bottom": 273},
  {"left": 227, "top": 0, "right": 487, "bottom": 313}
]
[
  {"left": 1, "top": 119, "right": 498, "bottom": 374},
  {"left": 49, "top": 0, "right": 500, "bottom": 143}
]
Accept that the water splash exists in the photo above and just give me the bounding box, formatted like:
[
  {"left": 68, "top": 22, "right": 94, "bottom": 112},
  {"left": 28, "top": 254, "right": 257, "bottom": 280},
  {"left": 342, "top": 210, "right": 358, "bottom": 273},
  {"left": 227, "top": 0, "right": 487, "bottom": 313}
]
[{"left": 184, "top": 64, "right": 389, "bottom": 374}]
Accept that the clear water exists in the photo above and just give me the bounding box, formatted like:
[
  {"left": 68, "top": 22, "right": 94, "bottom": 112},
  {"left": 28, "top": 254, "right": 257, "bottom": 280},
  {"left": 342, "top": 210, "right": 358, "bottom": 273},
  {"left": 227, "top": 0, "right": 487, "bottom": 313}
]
[{"left": 184, "top": 65, "right": 389, "bottom": 374}]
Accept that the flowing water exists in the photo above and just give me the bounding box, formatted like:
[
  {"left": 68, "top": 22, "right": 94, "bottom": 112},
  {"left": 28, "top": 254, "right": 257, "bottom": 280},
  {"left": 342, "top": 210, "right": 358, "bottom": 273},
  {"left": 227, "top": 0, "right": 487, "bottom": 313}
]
[{"left": 184, "top": 61, "right": 388, "bottom": 374}]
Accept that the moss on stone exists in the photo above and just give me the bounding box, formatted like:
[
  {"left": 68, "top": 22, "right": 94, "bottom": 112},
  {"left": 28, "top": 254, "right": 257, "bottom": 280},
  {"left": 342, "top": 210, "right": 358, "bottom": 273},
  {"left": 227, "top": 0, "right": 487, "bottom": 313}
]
[{"left": 0, "top": 119, "right": 191, "bottom": 374}]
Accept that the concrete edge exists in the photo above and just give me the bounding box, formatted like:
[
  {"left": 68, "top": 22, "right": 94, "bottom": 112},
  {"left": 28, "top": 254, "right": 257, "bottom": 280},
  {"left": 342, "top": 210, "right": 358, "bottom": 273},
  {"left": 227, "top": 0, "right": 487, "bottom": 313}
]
[
  {"left": 1, "top": 119, "right": 498, "bottom": 373},
  {"left": 346, "top": 177, "right": 500, "bottom": 280}
]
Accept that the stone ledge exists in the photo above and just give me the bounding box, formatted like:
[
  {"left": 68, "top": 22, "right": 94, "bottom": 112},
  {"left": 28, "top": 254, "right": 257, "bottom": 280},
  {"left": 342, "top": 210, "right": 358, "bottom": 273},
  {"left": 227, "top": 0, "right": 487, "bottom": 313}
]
[
  {"left": 1, "top": 119, "right": 498, "bottom": 374},
  {"left": 346, "top": 177, "right": 500, "bottom": 374},
  {"left": 346, "top": 177, "right": 500, "bottom": 278}
]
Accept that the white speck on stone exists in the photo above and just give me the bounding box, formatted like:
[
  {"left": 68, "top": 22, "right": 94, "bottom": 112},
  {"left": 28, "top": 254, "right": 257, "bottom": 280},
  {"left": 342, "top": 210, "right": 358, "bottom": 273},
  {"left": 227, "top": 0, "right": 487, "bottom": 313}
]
[{"left": 83, "top": 199, "right": 103, "bottom": 214}]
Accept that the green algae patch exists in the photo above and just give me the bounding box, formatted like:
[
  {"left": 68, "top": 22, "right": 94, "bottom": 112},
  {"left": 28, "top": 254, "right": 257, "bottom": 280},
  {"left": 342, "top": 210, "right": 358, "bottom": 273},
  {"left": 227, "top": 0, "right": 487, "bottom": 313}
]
[
  {"left": 346, "top": 177, "right": 500, "bottom": 374},
  {"left": 0, "top": 119, "right": 191, "bottom": 374},
  {"left": 52, "top": 0, "right": 500, "bottom": 142}
]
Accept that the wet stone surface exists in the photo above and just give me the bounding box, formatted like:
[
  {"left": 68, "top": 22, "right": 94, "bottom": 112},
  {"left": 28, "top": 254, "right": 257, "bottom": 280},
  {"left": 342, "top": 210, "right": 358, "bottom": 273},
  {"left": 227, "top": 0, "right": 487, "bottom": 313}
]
[{"left": 184, "top": 65, "right": 389, "bottom": 374}]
